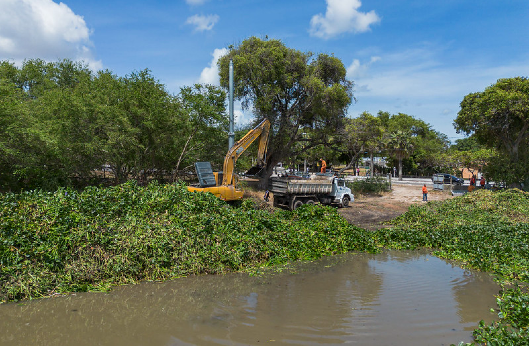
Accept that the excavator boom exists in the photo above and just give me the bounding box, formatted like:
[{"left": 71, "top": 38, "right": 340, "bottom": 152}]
[{"left": 222, "top": 119, "right": 270, "bottom": 186}]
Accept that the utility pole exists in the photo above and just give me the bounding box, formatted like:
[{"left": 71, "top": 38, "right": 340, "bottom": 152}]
[{"left": 228, "top": 60, "right": 235, "bottom": 150}]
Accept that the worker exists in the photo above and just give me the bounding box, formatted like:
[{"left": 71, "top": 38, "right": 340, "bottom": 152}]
[
  {"left": 320, "top": 158, "right": 327, "bottom": 173},
  {"left": 480, "top": 176, "right": 485, "bottom": 187},
  {"left": 422, "top": 184, "right": 428, "bottom": 202}
]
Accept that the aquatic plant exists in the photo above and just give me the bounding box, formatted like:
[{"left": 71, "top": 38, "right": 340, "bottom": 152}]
[{"left": 0, "top": 181, "right": 376, "bottom": 303}]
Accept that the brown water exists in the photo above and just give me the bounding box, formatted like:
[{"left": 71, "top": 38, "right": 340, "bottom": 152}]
[{"left": 0, "top": 250, "right": 499, "bottom": 346}]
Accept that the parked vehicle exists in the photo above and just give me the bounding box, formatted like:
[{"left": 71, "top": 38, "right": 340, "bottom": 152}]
[
  {"left": 432, "top": 173, "right": 464, "bottom": 185},
  {"left": 269, "top": 175, "right": 353, "bottom": 210}
]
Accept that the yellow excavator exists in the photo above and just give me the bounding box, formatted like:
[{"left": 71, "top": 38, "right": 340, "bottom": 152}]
[{"left": 187, "top": 119, "right": 270, "bottom": 201}]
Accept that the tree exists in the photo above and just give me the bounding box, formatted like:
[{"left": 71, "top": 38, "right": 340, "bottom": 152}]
[
  {"left": 385, "top": 129, "right": 414, "bottom": 181},
  {"left": 335, "top": 112, "right": 383, "bottom": 175},
  {"left": 218, "top": 37, "right": 354, "bottom": 185},
  {"left": 380, "top": 112, "right": 449, "bottom": 178},
  {"left": 455, "top": 77, "right": 529, "bottom": 186},
  {"left": 173, "top": 84, "right": 228, "bottom": 177}
]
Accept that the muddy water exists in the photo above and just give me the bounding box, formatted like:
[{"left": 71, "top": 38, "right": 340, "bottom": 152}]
[{"left": 0, "top": 250, "right": 499, "bottom": 346}]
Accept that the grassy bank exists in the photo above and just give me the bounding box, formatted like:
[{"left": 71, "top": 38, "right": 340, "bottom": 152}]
[{"left": 1, "top": 183, "right": 529, "bottom": 345}]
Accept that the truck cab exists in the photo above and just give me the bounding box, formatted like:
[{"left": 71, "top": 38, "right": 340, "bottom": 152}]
[{"left": 330, "top": 178, "right": 354, "bottom": 207}]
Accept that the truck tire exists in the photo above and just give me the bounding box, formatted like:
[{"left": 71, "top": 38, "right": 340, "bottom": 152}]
[
  {"left": 341, "top": 196, "right": 350, "bottom": 207},
  {"left": 292, "top": 200, "right": 304, "bottom": 210}
]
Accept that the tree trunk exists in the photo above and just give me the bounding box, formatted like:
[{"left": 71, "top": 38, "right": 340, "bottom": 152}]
[
  {"left": 398, "top": 158, "right": 403, "bottom": 181},
  {"left": 370, "top": 152, "right": 374, "bottom": 178}
]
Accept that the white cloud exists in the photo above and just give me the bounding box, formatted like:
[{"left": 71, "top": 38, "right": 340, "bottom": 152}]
[
  {"left": 346, "top": 56, "right": 380, "bottom": 79},
  {"left": 348, "top": 47, "right": 529, "bottom": 139},
  {"left": 198, "top": 48, "right": 228, "bottom": 85},
  {"left": 310, "top": 0, "right": 380, "bottom": 39},
  {"left": 186, "top": 14, "right": 219, "bottom": 32},
  {"left": 0, "top": 0, "right": 101, "bottom": 70}
]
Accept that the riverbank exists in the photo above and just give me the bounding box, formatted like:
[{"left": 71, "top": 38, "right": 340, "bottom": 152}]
[
  {"left": 0, "top": 182, "right": 377, "bottom": 303},
  {"left": 2, "top": 182, "right": 529, "bottom": 344}
]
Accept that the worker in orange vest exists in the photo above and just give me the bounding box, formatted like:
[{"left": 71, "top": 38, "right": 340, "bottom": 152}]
[
  {"left": 320, "top": 158, "right": 327, "bottom": 173},
  {"left": 422, "top": 184, "right": 428, "bottom": 202}
]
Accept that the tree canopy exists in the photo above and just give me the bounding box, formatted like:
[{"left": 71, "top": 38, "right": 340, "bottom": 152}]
[
  {"left": 455, "top": 77, "right": 529, "bottom": 186},
  {"left": 218, "top": 37, "right": 354, "bottom": 180},
  {"left": 0, "top": 59, "right": 228, "bottom": 191}
]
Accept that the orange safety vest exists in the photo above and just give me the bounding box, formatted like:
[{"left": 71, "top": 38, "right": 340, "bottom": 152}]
[{"left": 422, "top": 186, "right": 428, "bottom": 194}]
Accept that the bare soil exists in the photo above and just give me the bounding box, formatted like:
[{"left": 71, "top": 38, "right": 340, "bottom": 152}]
[
  {"left": 337, "top": 185, "right": 453, "bottom": 230},
  {"left": 244, "top": 183, "right": 454, "bottom": 231}
]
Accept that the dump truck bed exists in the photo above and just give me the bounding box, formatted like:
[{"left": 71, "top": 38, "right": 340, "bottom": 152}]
[{"left": 269, "top": 177, "right": 333, "bottom": 195}]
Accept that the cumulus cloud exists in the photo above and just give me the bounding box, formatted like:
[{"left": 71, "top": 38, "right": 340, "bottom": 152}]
[
  {"left": 186, "top": 14, "right": 219, "bottom": 32},
  {"left": 346, "top": 56, "right": 381, "bottom": 79},
  {"left": 310, "top": 0, "right": 380, "bottom": 39},
  {"left": 0, "top": 0, "right": 101, "bottom": 69},
  {"left": 198, "top": 48, "right": 228, "bottom": 85}
]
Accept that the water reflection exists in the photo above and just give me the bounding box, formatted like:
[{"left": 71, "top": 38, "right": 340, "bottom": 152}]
[{"left": 0, "top": 250, "right": 499, "bottom": 346}]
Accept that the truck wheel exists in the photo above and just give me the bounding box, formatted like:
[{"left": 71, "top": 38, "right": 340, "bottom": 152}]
[
  {"left": 341, "top": 196, "right": 350, "bottom": 207},
  {"left": 292, "top": 200, "right": 304, "bottom": 210},
  {"left": 305, "top": 200, "right": 315, "bottom": 205}
]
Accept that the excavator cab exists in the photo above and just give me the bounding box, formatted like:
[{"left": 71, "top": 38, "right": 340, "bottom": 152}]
[{"left": 194, "top": 162, "right": 217, "bottom": 187}]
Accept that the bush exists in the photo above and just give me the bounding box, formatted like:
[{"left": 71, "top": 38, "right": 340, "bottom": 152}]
[{"left": 346, "top": 176, "right": 391, "bottom": 194}]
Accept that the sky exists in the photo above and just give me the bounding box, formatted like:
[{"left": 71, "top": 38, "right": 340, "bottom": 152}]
[{"left": 1, "top": 0, "right": 528, "bottom": 142}]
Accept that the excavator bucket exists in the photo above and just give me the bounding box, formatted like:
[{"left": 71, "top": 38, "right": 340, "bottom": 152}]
[{"left": 245, "top": 165, "right": 266, "bottom": 177}]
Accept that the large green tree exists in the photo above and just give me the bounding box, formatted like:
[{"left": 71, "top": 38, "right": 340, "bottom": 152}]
[
  {"left": 173, "top": 84, "right": 228, "bottom": 176},
  {"left": 455, "top": 77, "right": 529, "bottom": 186},
  {"left": 0, "top": 59, "right": 229, "bottom": 191},
  {"left": 218, "top": 37, "right": 354, "bottom": 183}
]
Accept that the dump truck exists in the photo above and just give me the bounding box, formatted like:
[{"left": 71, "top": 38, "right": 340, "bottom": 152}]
[{"left": 269, "top": 175, "right": 353, "bottom": 210}]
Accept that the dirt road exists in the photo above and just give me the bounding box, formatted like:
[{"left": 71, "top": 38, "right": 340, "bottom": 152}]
[
  {"left": 338, "top": 184, "right": 454, "bottom": 230},
  {"left": 245, "top": 179, "right": 455, "bottom": 230}
]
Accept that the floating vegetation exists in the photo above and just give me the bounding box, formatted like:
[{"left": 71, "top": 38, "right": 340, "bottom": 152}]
[
  {"left": 2, "top": 184, "right": 528, "bottom": 345},
  {"left": 0, "top": 181, "right": 375, "bottom": 303}
]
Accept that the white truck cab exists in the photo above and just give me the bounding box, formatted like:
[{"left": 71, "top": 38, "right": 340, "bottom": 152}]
[{"left": 330, "top": 178, "right": 354, "bottom": 207}]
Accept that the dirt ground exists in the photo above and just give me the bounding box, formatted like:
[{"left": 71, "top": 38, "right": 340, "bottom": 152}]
[
  {"left": 246, "top": 183, "right": 454, "bottom": 231},
  {"left": 337, "top": 184, "right": 454, "bottom": 230}
]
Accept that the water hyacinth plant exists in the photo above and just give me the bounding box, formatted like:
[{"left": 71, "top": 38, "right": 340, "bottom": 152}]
[
  {"left": 0, "top": 181, "right": 376, "bottom": 303},
  {"left": 2, "top": 183, "right": 529, "bottom": 345}
]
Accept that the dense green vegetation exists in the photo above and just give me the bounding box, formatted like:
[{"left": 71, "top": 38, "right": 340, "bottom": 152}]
[
  {"left": 0, "top": 181, "right": 376, "bottom": 303},
  {"left": 346, "top": 176, "right": 391, "bottom": 194},
  {"left": 455, "top": 77, "right": 529, "bottom": 187},
  {"left": 1, "top": 183, "right": 529, "bottom": 344},
  {"left": 0, "top": 59, "right": 228, "bottom": 192}
]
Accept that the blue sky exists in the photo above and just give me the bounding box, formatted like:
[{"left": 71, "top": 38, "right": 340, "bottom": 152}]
[{"left": 1, "top": 0, "right": 528, "bottom": 142}]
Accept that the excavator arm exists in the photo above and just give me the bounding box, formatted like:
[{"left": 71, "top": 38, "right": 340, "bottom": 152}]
[
  {"left": 222, "top": 119, "right": 270, "bottom": 186},
  {"left": 187, "top": 118, "right": 270, "bottom": 201}
]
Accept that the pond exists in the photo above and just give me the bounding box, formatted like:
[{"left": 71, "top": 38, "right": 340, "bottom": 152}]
[{"left": 0, "top": 250, "right": 499, "bottom": 346}]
